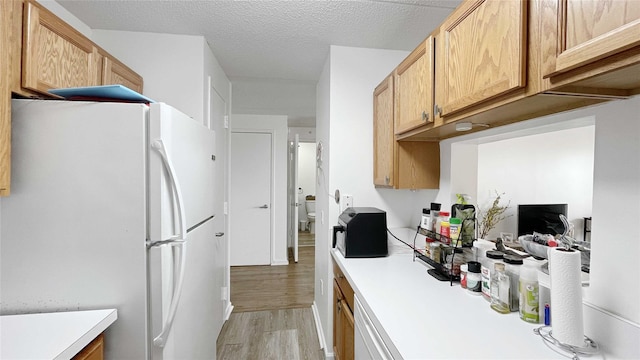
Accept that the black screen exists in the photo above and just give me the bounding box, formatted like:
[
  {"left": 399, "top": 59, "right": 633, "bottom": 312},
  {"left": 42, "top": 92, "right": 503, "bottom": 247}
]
[{"left": 517, "top": 204, "right": 568, "bottom": 236}]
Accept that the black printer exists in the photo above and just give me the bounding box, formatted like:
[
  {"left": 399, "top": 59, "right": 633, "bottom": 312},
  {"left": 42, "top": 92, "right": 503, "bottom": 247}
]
[{"left": 332, "top": 207, "right": 388, "bottom": 258}]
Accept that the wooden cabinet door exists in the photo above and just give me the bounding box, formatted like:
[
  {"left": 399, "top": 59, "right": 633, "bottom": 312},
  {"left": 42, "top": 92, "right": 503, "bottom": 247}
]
[
  {"left": 373, "top": 75, "right": 395, "bottom": 187},
  {"left": 542, "top": 0, "right": 640, "bottom": 77},
  {"left": 341, "top": 298, "right": 354, "bottom": 360},
  {"left": 1, "top": 0, "right": 11, "bottom": 196},
  {"left": 394, "top": 36, "right": 434, "bottom": 135},
  {"left": 22, "top": 1, "right": 99, "bottom": 94},
  {"left": 437, "top": 0, "right": 527, "bottom": 116},
  {"left": 102, "top": 56, "right": 144, "bottom": 93},
  {"left": 333, "top": 281, "right": 344, "bottom": 360},
  {"left": 72, "top": 334, "right": 104, "bottom": 360}
]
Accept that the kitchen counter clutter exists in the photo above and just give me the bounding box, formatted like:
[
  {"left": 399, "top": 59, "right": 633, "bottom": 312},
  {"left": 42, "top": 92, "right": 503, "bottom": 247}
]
[
  {"left": 0, "top": 308, "right": 117, "bottom": 359},
  {"left": 332, "top": 228, "right": 575, "bottom": 359}
]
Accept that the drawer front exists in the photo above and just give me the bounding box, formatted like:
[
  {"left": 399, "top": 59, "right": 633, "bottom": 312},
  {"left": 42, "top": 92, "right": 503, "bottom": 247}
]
[{"left": 333, "top": 260, "right": 354, "bottom": 311}]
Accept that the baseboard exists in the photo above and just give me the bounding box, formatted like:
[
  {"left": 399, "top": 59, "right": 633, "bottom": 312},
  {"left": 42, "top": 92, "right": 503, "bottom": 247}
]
[
  {"left": 271, "top": 260, "right": 289, "bottom": 266},
  {"left": 583, "top": 301, "right": 640, "bottom": 359},
  {"left": 224, "top": 303, "right": 234, "bottom": 321},
  {"left": 311, "top": 301, "right": 330, "bottom": 359}
]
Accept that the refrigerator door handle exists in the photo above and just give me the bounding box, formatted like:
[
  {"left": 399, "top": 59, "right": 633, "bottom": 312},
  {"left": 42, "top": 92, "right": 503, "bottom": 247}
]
[
  {"left": 148, "top": 139, "right": 187, "bottom": 247},
  {"left": 153, "top": 242, "right": 187, "bottom": 348}
]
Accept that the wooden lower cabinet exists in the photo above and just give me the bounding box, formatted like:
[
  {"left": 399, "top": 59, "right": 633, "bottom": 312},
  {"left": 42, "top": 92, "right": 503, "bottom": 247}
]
[
  {"left": 333, "top": 261, "right": 354, "bottom": 360},
  {"left": 72, "top": 334, "right": 104, "bottom": 360}
]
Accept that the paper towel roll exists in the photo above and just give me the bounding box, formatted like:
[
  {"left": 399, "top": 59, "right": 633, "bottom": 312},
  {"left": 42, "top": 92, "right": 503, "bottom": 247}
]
[{"left": 549, "top": 247, "right": 584, "bottom": 347}]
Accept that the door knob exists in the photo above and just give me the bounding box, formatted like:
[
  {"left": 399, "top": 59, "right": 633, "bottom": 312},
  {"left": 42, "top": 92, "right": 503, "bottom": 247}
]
[
  {"left": 258, "top": 204, "right": 269, "bottom": 209},
  {"left": 215, "top": 232, "right": 224, "bottom": 237}
]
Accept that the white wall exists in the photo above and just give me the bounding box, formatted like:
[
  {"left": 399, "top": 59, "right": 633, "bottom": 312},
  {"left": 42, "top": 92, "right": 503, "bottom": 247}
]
[
  {"left": 232, "top": 78, "right": 316, "bottom": 127},
  {"left": 231, "top": 114, "right": 289, "bottom": 265},
  {"left": 315, "top": 45, "right": 440, "bottom": 355},
  {"left": 289, "top": 126, "right": 316, "bottom": 142},
  {"left": 92, "top": 30, "right": 206, "bottom": 125},
  {"left": 476, "top": 125, "right": 595, "bottom": 241}
]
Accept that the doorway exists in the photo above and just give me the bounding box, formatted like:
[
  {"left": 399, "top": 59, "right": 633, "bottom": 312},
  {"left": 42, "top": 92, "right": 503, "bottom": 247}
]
[
  {"left": 229, "top": 131, "right": 272, "bottom": 266},
  {"left": 287, "top": 141, "right": 317, "bottom": 258}
]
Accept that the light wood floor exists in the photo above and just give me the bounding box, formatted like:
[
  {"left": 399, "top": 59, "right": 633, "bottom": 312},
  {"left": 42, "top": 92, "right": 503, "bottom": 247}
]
[
  {"left": 216, "top": 307, "right": 324, "bottom": 360},
  {"left": 229, "top": 236, "right": 315, "bottom": 312},
  {"left": 219, "top": 233, "right": 321, "bottom": 359},
  {"left": 299, "top": 230, "right": 315, "bottom": 247}
]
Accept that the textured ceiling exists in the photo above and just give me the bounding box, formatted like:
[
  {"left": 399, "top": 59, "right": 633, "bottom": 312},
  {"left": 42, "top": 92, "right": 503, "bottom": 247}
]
[{"left": 56, "top": 0, "right": 461, "bottom": 82}]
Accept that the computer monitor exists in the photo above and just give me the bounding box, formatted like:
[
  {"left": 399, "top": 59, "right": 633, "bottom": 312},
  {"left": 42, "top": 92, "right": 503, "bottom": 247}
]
[{"left": 517, "top": 204, "right": 568, "bottom": 236}]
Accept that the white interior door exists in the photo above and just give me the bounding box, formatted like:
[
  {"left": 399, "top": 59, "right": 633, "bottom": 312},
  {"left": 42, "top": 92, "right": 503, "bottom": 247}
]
[
  {"left": 230, "top": 131, "right": 272, "bottom": 266},
  {"left": 292, "top": 135, "right": 299, "bottom": 262},
  {"left": 287, "top": 135, "right": 300, "bottom": 263}
]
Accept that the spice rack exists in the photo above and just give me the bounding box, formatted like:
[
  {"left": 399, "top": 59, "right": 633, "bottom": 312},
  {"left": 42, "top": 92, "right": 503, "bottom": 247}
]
[{"left": 413, "top": 228, "right": 475, "bottom": 285}]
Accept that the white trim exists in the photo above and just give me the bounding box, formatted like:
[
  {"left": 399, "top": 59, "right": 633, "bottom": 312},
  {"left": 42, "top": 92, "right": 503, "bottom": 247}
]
[
  {"left": 271, "top": 260, "right": 289, "bottom": 266},
  {"left": 223, "top": 303, "right": 234, "bottom": 321},
  {"left": 312, "top": 301, "right": 331, "bottom": 359}
]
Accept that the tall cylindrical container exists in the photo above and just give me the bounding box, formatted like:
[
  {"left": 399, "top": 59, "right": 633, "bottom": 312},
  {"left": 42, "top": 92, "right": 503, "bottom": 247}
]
[
  {"left": 504, "top": 255, "right": 523, "bottom": 312},
  {"left": 481, "top": 250, "right": 504, "bottom": 301},
  {"left": 519, "top": 261, "right": 539, "bottom": 323}
]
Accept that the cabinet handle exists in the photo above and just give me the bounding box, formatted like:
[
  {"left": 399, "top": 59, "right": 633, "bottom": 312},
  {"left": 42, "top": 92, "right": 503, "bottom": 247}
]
[
  {"left": 385, "top": 176, "right": 390, "bottom": 185},
  {"left": 422, "top": 111, "right": 429, "bottom": 122},
  {"left": 434, "top": 104, "right": 442, "bottom": 116}
]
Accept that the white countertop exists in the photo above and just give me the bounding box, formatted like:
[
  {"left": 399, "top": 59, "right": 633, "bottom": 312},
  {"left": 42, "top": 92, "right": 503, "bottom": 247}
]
[
  {"left": 332, "top": 228, "right": 569, "bottom": 359},
  {"left": 1, "top": 309, "right": 117, "bottom": 360}
]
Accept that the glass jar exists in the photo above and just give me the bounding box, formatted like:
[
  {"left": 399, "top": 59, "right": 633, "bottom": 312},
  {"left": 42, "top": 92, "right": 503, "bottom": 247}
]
[
  {"left": 481, "top": 250, "right": 504, "bottom": 301},
  {"left": 460, "top": 263, "right": 468, "bottom": 289},
  {"left": 490, "top": 262, "right": 511, "bottom": 314},
  {"left": 504, "top": 255, "right": 523, "bottom": 311},
  {"left": 430, "top": 242, "right": 441, "bottom": 263},
  {"left": 466, "top": 261, "right": 482, "bottom": 294},
  {"left": 425, "top": 237, "right": 435, "bottom": 259}
]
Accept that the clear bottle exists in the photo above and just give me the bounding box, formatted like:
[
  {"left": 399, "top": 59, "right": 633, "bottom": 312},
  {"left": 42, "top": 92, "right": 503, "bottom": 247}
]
[
  {"left": 430, "top": 242, "right": 441, "bottom": 263},
  {"left": 504, "top": 255, "right": 523, "bottom": 312},
  {"left": 481, "top": 250, "right": 504, "bottom": 301},
  {"left": 466, "top": 261, "right": 482, "bottom": 295},
  {"left": 490, "top": 262, "right": 511, "bottom": 314}
]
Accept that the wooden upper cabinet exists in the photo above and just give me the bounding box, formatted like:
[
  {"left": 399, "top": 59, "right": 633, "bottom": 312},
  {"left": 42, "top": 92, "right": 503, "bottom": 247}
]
[
  {"left": 373, "top": 75, "right": 440, "bottom": 189},
  {"left": 22, "top": 1, "right": 99, "bottom": 94},
  {"left": 373, "top": 75, "right": 395, "bottom": 187},
  {"left": 543, "top": 0, "right": 640, "bottom": 78},
  {"left": 437, "top": 0, "right": 527, "bottom": 117},
  {"left": 394, "top": 36, "right": 435, "bottom": 135},
  {"left": 102, "top": 55, "right": 144, "bottom": 93}
]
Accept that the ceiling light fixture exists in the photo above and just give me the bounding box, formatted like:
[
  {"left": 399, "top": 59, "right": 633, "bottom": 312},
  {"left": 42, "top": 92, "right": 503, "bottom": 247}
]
[{"left": 455, "top": 122, "right": 489, "bottom": 132}]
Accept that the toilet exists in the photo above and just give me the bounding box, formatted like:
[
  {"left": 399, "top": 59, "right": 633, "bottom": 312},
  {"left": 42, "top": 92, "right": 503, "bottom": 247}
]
[{"left": 305, "top": 199, "right": 316, "bottom": 234}]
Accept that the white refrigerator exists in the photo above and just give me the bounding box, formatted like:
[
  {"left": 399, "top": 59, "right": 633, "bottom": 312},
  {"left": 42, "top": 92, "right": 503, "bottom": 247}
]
[{"left": 1, "top": 99, "right": 221, "bottom": 359}]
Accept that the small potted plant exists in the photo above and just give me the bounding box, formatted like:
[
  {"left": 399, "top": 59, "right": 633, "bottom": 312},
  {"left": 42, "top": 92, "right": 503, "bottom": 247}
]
[{"left": 477, "top": 191, "right": 512, "bottom": 240}]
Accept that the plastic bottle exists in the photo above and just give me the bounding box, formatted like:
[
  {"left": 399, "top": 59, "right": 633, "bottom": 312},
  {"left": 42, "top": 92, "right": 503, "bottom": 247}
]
[
  {"left": 440, "top": 221, "right": 450, "bottom": 242},
  {"left": 519, "top": 260, "right": 540, "bottom": 323},
  {"left": 503, "top": 255, "right": 523, "bottom": 312},
  {"left": 429, "top": 203, "right": 441, "bottom": 233},
  {"left": 466, "top": 261, "right": 482, "bottom": 294},
  {"left": 437, "top": 211, "right": 450, "bottom": 243},
  {"left": 449, "top": 217, "right": 461, "bottom": 247},
  {"left": 481, "top": 250, "right": 504, "bottom": 301},
  {"left": 420, "top": 208, "right": 432, "bottom": 231},
  {"left": 460, "top": 264, "right": 468, "bottom": 289},
  {"left": 490, "top": 262, "right": 510, "bottom": 314}
]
